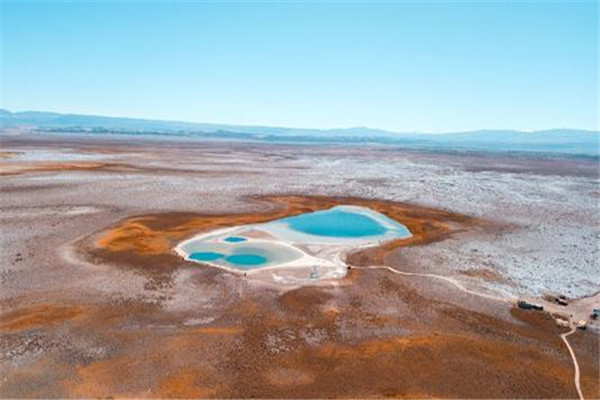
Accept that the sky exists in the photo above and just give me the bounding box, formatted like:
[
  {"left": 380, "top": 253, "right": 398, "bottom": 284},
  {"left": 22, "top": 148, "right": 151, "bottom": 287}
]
[{"left": 1, "top": 1, "right": 598, "bottom": 133}]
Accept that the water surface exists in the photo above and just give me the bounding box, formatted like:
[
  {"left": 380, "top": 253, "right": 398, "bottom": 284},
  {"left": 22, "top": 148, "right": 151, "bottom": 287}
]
[
  {"left": 225, "top": 254, "right": 267, "bottom": 266},
  {"left": 223, "top": 236, "right": 247, "bottom": 243},
  {"left": 283, "top": 208, "right": 388, "bottom": 237},
  {"left": 189, "top": 252, "right": 225, "bottom": 261}
]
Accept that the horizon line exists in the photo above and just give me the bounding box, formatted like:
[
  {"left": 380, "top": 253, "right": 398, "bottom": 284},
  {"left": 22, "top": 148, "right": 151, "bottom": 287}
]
[{"left": 2, "top": 107, "right": 599, "bottom": 135}]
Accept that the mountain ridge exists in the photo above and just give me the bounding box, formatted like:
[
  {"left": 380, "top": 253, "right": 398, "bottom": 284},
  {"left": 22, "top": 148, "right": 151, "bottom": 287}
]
[{"left": 1, "top": 109, "right": 598, "bottom": 156}]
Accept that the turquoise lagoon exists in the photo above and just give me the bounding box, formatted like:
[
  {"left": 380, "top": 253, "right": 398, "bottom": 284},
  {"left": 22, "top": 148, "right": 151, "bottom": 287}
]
[
  {"left": 225, "top": 254, "right": 267, "bottom": 266},
  {"left": 178, "top": 206, "right": 412, "bottom": 271},
  {"left": 223, "top": 236, "right": 247, "bottom": 243},
  {"left": 279, "top": 207, "right": 409, "bottom": 238},
  {"left": 182, "top": 242, "right": 303, "bottom": 271},
  {"left": 263, "top": 206, "right": 412, "bottom": 244},
  {"left": 189, "top": 252, "right": 225, "bottom": 262}
]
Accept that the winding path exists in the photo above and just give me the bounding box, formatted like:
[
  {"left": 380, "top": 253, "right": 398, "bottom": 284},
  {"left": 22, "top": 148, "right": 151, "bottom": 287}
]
[
  {"left": 351, "top": 264, "right": 585, "bottom": 400},
  {"left": 351, "top": 265, "right": 510, "bottom": 303},
  {"left": 560, "top": 327, "right": 584, "bottom": 400}
]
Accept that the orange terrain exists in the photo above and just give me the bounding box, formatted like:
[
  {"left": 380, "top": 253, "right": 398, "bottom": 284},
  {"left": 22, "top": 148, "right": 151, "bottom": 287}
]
[{"left": 2, "top": 195, "right": 597, "bottom": 399}]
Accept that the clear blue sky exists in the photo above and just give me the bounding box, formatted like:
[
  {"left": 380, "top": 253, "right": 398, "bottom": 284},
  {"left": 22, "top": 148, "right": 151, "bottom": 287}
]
[{"left": 1, "top": 1, "right": 598, "bottom": 132}]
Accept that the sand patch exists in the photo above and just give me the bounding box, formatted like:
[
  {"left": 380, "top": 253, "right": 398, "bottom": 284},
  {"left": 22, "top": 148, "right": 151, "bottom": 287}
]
[
  {"left": 459, "top": 267, "right": 507, "bottom": 283},
  {"left": 0, "top": 151, "right": 21, "bottom": 159},
  {"left": 195, "top": 326, "right": 242, "bottom": 335},
  {"left": 0, "top": 304, "right": 83, "bottom": 332},
  {"left": 264, "top": 367, "right": 315, "bottom": 386},
  {"left": 157, "top": 369, "right": 219, "bottom": 399}
]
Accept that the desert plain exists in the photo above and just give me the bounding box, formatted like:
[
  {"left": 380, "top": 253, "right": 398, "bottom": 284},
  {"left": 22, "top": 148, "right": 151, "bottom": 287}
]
[{"left": 0, "top": 134, "right": 599, "bottom": 398}]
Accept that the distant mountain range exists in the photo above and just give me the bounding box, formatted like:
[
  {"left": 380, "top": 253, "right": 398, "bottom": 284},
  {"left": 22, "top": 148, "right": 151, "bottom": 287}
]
[{"left": 1, "top": 109, "right": 598, "bottom": 157}]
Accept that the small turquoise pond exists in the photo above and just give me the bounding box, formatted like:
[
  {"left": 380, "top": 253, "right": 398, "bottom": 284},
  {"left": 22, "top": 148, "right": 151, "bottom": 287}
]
[
  {"left": 223, "top": 236, "right": 247, "bottom": 243},
  {"left": 189, "top": 251, "right": 225, "bottom": 261},
  {"left": 283, "top": 208, "right": 388, "bottom": 237},
  {"left": 225, "top": 254, "right": 267, "bottom": 266}
]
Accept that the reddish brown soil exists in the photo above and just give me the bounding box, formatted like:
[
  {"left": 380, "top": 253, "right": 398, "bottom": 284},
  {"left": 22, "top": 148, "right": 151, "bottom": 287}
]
[
  {"left": 4, "top": 281, "right": 590, "bottom": 399},
  {"left": 459, "top": 267, "right": 508, "bottom": 283},
  {"left": 0, "top": 161, "right": 131, "bottom": 175},
  {"left": 567, "top": 329, "right": 600, "bottom": 399},
  {"left": 0, "top": 304, "right": 84, "bottom": 332},
  {"left": 2, "top": 195, "right": 595, "bottom": 399},
  {"left": 0, "top": 160, "right": 256, "bottom": 176}
]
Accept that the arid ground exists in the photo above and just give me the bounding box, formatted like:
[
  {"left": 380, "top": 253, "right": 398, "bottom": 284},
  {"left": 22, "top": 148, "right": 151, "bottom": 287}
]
[{"left": 1, "top": 134, "right": 598, "bottom": 399}]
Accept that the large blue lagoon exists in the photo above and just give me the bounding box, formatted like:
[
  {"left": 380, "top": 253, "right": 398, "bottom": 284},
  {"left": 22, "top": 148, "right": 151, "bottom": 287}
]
[
  {"left": 280, "top": 207, "right": 409, "bottom": 238},
  {"left": 263, "top": 205, "right": 412, "bottom": 244}
]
